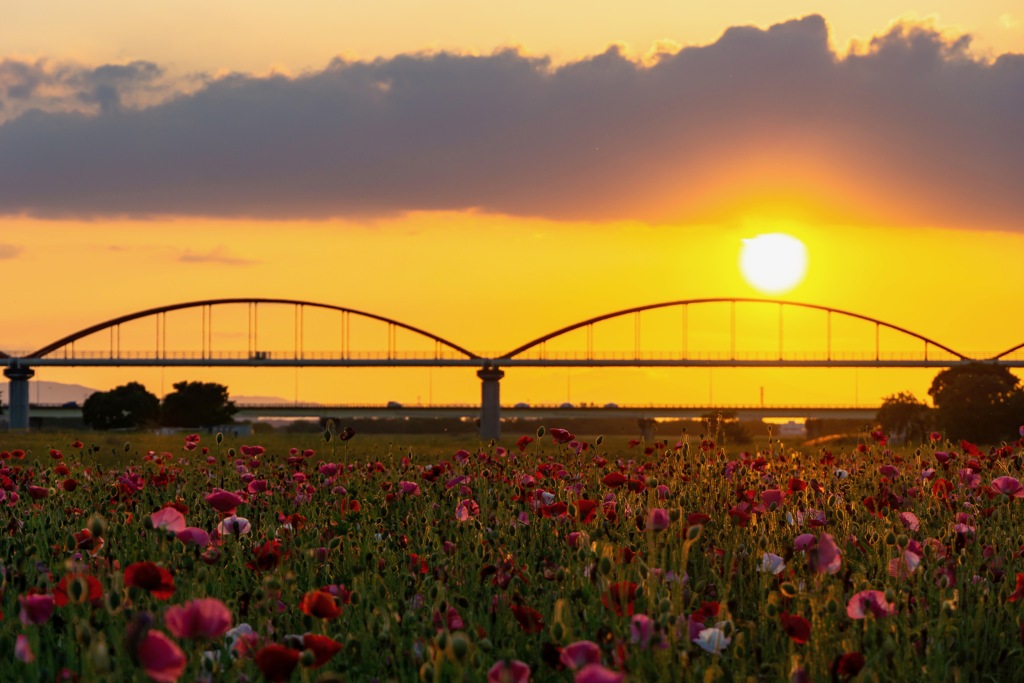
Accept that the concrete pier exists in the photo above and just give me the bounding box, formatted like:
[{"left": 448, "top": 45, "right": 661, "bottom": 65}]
[
  {"left": 4, "top": 365, "right": 34, "bottom": 430},
  {"left": 478, "top": 366, "right": 505, "bottom": 441}
]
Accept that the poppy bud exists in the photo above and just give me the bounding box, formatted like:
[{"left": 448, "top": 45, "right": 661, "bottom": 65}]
[
  {"left": 780, "top": 582, "right": 797, "bottom": 598},
  {"left": 324, "top": 429, "right": 333, "bottom": 442},
  {"left": 598, "top": 557, "right": 613, "bottom": 576},
  {"left": 858, "top": 580, "right": 871, "bottom": 592},
  {"left": 349, "top": 591, "right": 360, "bottom": 605},
  {"left": 299, "top": 649, "right": 316, "bottom": 667},
  {"left": 537, "top": 426, "right": 546, "bottom": 438},
  {"left": 884, "top": 532, "right": 897, "bottom": 546},
  {"left": 825, "top": 598, "right": 839, "bottom": 614},
  {"left": 216, "top": 432, "right": 224, "bottom": 444},
  {"left": 659, "top": 598, "right": 672, "bottom": 614},
  {"left": 105, "top": 591, "right": 121, "bottom": 613},
  {"left": 477, "top": 637, "right": 493, "bottom": 652},
  {"left": 228, "top": 448, "right": 236, "bottom": 457},
  {"left": 884, "top": 589, "right": 896, "bottom": 603},
  {"left": 87, "top": 513, "right": 107, "bottom": 539},
  {"left": 75, "top": 621, "right": 94, "bottom": 646},
  {"left": 686, "top": 524, "right": 703, "bottom": 541},
  {"left": 596, "top": 435, "right": 604, "bottom": 446},
  {"left": 449, "top": 632, "right": 470, "bottom": 662},
  {"left": 896, "top": 534, "right": 908, "bottom": 548},
  {"left": 418, "top": 662, "right": 434, "bottom": 683},
  {"left": 555, "top": 567, "right": 566, "bottom": 582},
  {"left": 434, "top": 631, "right": 449, "bottom": 651},
  {"left": 90, "top": 635, "right": 112, "bottom": 673},
  {"left": 124, "top": 442, "right": 131, "bottom": 453},
  {"left": 550, "top": 622, "right": 565, "bottom": 641}
]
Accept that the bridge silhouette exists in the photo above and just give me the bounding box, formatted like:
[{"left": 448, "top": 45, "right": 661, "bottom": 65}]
[{"left": 4, "top": 297, "right": 1022, "bottom": 437}]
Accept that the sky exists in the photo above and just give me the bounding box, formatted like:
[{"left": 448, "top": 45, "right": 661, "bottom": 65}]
[{"left": 1, "top": 2, "right": 1022, "bottom": 409}]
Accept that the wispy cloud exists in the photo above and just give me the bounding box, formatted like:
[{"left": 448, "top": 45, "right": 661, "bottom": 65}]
[
  {"left": 0, "top": 16, "right": 1021, "bottom": 231},
  {"left": 0, "top": 243, "right": 22, "bottom": 259},
  {"left": 178, "top": 245, "right": 258, "bottom": 266}
]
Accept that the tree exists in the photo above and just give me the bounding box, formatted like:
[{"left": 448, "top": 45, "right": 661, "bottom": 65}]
[
  {"left": 82, "top": 382, "right": 161, "bottom": 430},
  {"left": 161, "top": 381, "right": 236, "bottom": 428},
  {"left": 876, "top": 392, "right": 931, "bottom": 445},
  {"left": 928, "top": 363, "right": 1022, "bottom": 443}
]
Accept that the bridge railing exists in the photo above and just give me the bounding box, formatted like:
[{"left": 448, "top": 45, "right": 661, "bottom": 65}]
[{"left": 24, "top": 349, "right": 476, "bottom": 361}]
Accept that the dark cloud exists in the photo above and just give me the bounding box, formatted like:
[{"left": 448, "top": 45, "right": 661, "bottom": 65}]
[
  {"left": 178, "top": 245, "right": 258, "bottom": 265},
  {"left": 0, "top": 243, "right": 22, "bottom": 259},
  {"left": 0, "top": 16, "right": 1021, "bottom": 230}
]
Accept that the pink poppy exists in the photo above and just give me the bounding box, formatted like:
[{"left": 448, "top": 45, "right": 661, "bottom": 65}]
[
  {"left": 399, "top": 481, "right": 421, "bottom": 496},
  {"left": 796, "top": 533, "right": 841, "bottom": 574},
  {"left": 846, "top": 590, "right": 897, "bottom": 619},
  {"left": 760, "top": 489, "right": 785, "bottom": 510},
  {"left": 560, "top": 640, "right": 601, "bottom": 670},
  {"left": 630, "top": 613, "right": 656, "bottom": 649},
  {"left": 150, "top": 507, "right": 187, "bottom": 533},
  {"left": 19, "top": 592, "right": 54, "bottom": 625},
  {"left": 137, "top": 630, "right": 187, "bottom": 683},
  {"left": 176, "top": 527, "right": 211, "bottom": 546},
  {"left": 898, "top": 512, "right": 920, "bottom": 532},
  {"left": 888, "top": 540, "right": 924, "bottom": 578},
  {"left": 216, "top": 515, "right": 251, "bottom": 536},
  {"left": 487, "top": 659, "right": 531, "bottom": 683},
  {"left": 164, "top": 598, "right": 233, "bottom": 639},
  {"left": 575, "top": 665, "right": 625, "bottom": 683},
  {"left": 455, "top": 499, "right": 480, "bottom": 522},
  {"left": 991, "top": 476, "right": 1024, "bottom": 498}
]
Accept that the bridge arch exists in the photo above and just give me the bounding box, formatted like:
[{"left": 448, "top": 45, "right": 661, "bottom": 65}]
[
  {"left": 25, "top": 298, "right": 478, "bottom": 359},
  {"left": 499, "top": 298, "right": 966, "bottom": 360},
  {"left": 991, "top": 342, "right": 1024, "bottom": 361}
]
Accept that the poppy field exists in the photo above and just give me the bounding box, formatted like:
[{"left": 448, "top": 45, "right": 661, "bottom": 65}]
[{"left": 1, "top": 425, "right": 1023, "bottom": 682}]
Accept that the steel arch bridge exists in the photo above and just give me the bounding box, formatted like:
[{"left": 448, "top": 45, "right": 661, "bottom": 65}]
[{"left": 3, "top": 297, "right": 1020, "bottom": 437}]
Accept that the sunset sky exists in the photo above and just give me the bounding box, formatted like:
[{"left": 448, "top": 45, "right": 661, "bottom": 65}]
[{"left": 2, "top": 2, "right": 1022, "bottom": 409}]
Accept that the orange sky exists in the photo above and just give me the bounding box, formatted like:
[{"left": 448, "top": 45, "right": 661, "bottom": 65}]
[{"left": 1, "top": 5, "right": 1022, "bottom": 408}]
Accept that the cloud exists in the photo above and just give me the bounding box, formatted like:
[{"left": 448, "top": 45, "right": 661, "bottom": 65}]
[
  {"left": 0, "top": 15, "right": 1021, "bottom": 230},
  {"left": 178, "top": 245, "right": 258, "bottom": 266},
  {"left": 0, "top": 243, "right": 22, "bottom": 259},
  {"left": 0, "top": 57, "right": 193, "bottom": 121}
]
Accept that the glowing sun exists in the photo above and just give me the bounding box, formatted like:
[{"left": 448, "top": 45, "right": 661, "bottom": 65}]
[{"left": 739, "top": 233, "right": 808, "bottom": 294}]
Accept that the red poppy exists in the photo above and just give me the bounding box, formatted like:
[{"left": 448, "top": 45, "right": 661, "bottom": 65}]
[
  {"left": 61, "top": 479, "right": 78, "bottom": 492},
  {"left": 575, "top": 499, "right": 599, "bottom": 524},
  {"left": 27, "top": 485, "right": 49, "bottom": 500},
  {"left": 516, "top": 435, "right": 534, "bottom": 452},
  {"left": 303, "top": 634, "right": 343, "bottom": 668},
  {"left": 49, "top": 449, "right": 63, "bottom": 460},
  {"left": 539, "top": 502, "right": 568, "bottom": 518},
  {"left": 602, "top": 472, "right": 627, "bottom": 488},
  {"left": 510, "top": 604, "right": 545, "bottom": 633},
  {"left": 299, "top": 590, "right": 341, "bottom": 619},
  {"left": 255, "top": 644, "right": 300, "bottom": 682},
  {"left": 54, "top": 573, "right": 103, "bottom": 607},
  {"left": 550, "top": 428, "right": 575, "bottom": 444},
  {"left": 1008, "top": 573, "right": 1024, "bottom": 603},
  {"left": 124, "top": 562, "right": 176, "bottom": 600},
  {"left": 602, "top": 582, "right": 637, "bottom": 617},
  {"left": 780, "top": 613, "right": 811, "bottom": 644},
  {"left": 247, "top": 540, "right": 284, "bottom": 572},
  {"left": 831, "top": 652, "right": 865, "bottom": 680}
]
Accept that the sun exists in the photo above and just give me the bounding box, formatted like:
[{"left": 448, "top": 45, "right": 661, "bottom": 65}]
[{"left": 739, "top": 233, "right": 808, "bottom": 294}]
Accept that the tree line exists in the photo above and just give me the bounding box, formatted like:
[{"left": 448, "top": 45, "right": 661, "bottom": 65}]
[
  {"left": 877, "top": 363, "right": 1024, "bottom": 444},
  {"left": 82, "top": 381, "right": 236, "bottom": 430}
]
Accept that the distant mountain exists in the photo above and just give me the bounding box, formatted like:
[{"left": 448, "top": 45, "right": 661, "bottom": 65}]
[
  {"left": 230, "top": 394, "right": 299, "bottom": 405},
  {"left": 5, "top": 380, "right": 100, "bottom": 405}
]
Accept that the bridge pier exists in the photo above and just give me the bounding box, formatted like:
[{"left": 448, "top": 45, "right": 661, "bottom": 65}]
[
  {"left": 638, "top": 418, "right": 656, "bottom": 443},
  {"left": 4, "top": 365, "right": 35, "bottom": 430},
  {"left": 478, "top": 366, "right": 505, "bottom": 441}
]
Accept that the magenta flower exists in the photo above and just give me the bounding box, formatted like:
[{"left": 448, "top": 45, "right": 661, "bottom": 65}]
[
  {"left": 560, "top": 640, "right": 602, "bottom": 670},
  {"left": 14, "top": 634, "right": 34, "bottom": 663},
  {"left": 487, "top": 659, "right": 531, "bottom": 683},
  {"left": 19, "top": 593, "right": 54, "bottom": 625},
  {"left": 796, "top": 532, "right": 841, "bottom": 574},
  {"left": 760, "top": 489, "right": 785, "bottom": 510},
  {"left": 399, "top": 481, "right": 422, "bottom": 496},
  {"left": 630, "top": 613, "right": 655, "bottom": 649},
  {"left": 898, "top": 511, "right": 920, "bottom": 532},
  {"left": 846, "top": 590, "right": 897, "bottom": 619},
  {"left": 888, "top": 539, "right": 924, "bottom": 578},
  {"left": 575, "top": 664, "right": 625, "bottom": 683},
  {"left": 137, "top": 630, "right": 187, "bottom": 683},
  {"left": 205, "top": 488, "right": 244, "bottom": 514},
  {"left": 647, "top": 508, "right": 670, "bottom": 531},
  {"left": 165, "top": 598, "right": 233, "bottom": 639},
  {"left": 550, "top": 428, "right": 575, "bottom": 444}
]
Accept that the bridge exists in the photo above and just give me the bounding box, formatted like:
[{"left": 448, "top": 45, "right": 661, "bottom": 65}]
[
  {"left": 27, "top": 402, "right": 881, "bottom": 422},
  {"left": 4, "top": 297, "right": 1022, "bottom": 438}
]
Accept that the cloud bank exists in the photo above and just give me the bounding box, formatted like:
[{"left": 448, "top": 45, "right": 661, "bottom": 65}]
[{"left": 0, "top": 16, "right": 1021, "bottom": 229}]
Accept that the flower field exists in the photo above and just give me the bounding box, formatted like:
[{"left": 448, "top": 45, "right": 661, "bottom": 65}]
[{"left": 0, "top": 425, "right": 1022, "bottom": 682}]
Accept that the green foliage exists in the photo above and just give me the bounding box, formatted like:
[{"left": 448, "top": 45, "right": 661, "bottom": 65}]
[
  {"left": 928, "top": 363, "right": 1022, "bottom": 442},
  {"left": 82, "top": 381, "right": 160, "bottom": 430},
  {"left": 876, "top": 391, "right": 931, "bottom": 444},
  {"left": 160, "top": 380, "right": 237, "bottom": 427}
]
